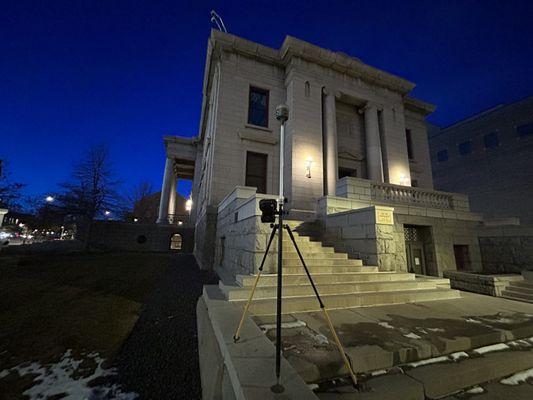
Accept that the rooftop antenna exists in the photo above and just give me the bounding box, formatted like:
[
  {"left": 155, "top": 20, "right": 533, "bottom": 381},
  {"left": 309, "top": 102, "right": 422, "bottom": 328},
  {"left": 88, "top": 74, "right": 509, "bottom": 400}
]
[{"left": 210, "top": 10, "right": 227, "bottom": 33}]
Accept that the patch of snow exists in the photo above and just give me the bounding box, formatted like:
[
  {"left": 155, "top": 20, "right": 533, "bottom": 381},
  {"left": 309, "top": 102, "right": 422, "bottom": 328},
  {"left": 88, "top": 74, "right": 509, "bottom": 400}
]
[
  {"left": 427, "top": 327, "right": 445, "bottom": 332},
  {"left": 465, "top": 318, "right": 482, "bottom": 324},
  {"left": 371, "top": 369, "right": 387, "bottom": 376},
  {"left": 307, "top": 383, "right": 319, "bottom": 391},
  {"left": 407, "top": 356, "right": 449, "bottom": 368},
  {"left": 259, "top": 320, "right": 307, "bottom": 332},
  {"left": 507, "top": 339, "right": 531, "bottom": 348},
  {"left": 450, "top": 351, "right": 469, "bottom": 361},
  {"left": 378, "top": 322, "right": 394, "bottom": 329},
  {"left": 500, "top": 367, "right": 533, "bottom": 385},
  {"left": 314, "top": 333, "right": 330, "bottom": 345},
  {"left": 473, "top": 343, "right": 509, "bottom": 355},
  {"left": 403, "top": 332, "right": 422, "bottom": 340},
  {"left": 466, "top": 386, "right": 484, "bottom": 394},
  {"left": 0, "top": 370, "right": 9, "bottom": 379},
  {"left": 5, "top": 349, "right": 137, "bottom": 400}
]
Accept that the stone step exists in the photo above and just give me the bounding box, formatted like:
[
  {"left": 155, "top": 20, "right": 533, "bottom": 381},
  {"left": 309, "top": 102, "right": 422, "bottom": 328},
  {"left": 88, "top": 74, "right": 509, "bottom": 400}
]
[
  {"left": 501, "top": 289, "right": 533, "bottom": 303},
  {"left": 512, "top": 280, "right": 533, "bottom": 289},
  {"left": 237, "top": 271, "right": 416, "bottom": 287},
  {"left": 282, "top": 258, "right": 363, "bottom": 267},
  {"left": 282, "top": 252, "right": 348, "bottom": 259},
  {"left": 222, "top": 280, "right": 439, "bottom": 301},
  {"left": 233, "top": 288, "right": 461, "bottom": 315},
  {"left": 282, "top": 245, "right": 336, "bottom": 253},
  {"left": 506, "top": 284, "right": 533, "bottom": 296},
  {"left": 279, "top": 265, "right": 378, "bottom": 275}
]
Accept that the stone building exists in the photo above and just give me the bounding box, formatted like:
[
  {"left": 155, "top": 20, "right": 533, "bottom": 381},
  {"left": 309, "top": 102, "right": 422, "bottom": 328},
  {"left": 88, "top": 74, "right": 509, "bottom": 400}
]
[
  {"left": 429, "top": 96, "right": 533, "bottom": 224},
  {"left": 157, "top": 30, "right": 484, "bottom": 295}
]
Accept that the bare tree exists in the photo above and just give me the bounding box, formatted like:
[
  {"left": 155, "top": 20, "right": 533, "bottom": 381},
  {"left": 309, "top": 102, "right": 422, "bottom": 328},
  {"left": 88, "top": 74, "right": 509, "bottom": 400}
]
[
  {"left": 56, "top": 145, "right": 121, "bottom": 243},
  {"left": 0, "top": 159, "right": 24, "bottom": 210}
]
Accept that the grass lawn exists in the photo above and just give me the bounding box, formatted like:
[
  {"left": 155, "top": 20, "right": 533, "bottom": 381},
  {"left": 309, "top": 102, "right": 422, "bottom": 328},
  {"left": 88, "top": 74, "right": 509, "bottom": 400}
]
[{"left": 0, "top": 252, "right": 174, "bottom": 399}]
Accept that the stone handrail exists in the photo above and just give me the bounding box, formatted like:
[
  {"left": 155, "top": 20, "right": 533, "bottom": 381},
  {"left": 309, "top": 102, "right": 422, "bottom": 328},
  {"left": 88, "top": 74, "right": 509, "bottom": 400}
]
[{"left": 371, "top": 182, "right": 454, "bottom": 209}]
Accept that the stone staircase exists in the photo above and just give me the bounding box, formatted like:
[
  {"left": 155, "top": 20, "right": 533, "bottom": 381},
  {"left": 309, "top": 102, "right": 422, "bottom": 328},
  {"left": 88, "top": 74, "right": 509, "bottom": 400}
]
[
  {"left": 502, "top": 280, "right": 533, "bottom": 303},
  {"left": 221, "top": 221, "right": 461, "bottom": 315}
]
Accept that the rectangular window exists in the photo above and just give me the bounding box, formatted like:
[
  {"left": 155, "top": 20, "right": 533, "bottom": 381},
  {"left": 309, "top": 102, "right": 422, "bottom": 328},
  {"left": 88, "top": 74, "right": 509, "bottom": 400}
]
[
  {"left": 245, "top": 152, "right": 268, "bottom": 194},
  {"left": 458, "top": 141, "right": 472, "bottom": 155},
  {"left": 484, "top": 132, "right": 499, "bottom": 149},
  {"left": 247, "top": 86, "right": 269, "bottom": 127},
  {"left": 516, "top": 122, "right": 533, "bottom": 137},
  {"left": 406, "top": 129, "right": 414, "bottom": 160},
  {"left": 436, "top": 149, "right": 448, "bottom": 162}
]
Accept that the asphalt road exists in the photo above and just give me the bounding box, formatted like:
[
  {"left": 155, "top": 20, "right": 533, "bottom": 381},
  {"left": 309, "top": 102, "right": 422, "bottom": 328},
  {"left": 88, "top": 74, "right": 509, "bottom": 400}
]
[{"left": 114, "top": 254, "right": 218, "bottom": 400}]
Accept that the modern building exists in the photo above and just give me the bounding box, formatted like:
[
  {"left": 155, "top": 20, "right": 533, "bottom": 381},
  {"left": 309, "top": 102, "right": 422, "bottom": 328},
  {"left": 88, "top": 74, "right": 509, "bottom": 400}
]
[
  {"left": 156, "top": 29, "right": 484, "bottom": 297},
  {"left": 429, "top": 96, "right": 533, "bottom": 224}
]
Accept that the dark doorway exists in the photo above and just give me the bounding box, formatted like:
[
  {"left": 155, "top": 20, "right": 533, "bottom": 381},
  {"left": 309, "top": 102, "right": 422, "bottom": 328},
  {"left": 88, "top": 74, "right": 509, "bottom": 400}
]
[
  {"left": 245, "top": 151, "right": 268, "bottom": 194},
  {"left": 404, "top": 225, "right": 435, "bottom": 275},
  {"left": 454, "top": 245, "right": 471, "bottom": 270}
]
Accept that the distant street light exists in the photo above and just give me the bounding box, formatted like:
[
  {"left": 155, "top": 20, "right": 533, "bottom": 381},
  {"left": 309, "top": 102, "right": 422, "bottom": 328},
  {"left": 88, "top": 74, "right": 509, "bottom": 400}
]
[
  {"left": 104, "top": 210, "right": 111, "bottom": 216},
  {"left": 45, "top": 195, "right": 55, "bottom": 203}
]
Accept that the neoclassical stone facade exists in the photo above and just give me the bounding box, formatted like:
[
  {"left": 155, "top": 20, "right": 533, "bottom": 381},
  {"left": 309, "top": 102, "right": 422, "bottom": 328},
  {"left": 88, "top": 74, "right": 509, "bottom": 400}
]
[{"left": 158, "top": 30, "right": 483, "bottom": 278}]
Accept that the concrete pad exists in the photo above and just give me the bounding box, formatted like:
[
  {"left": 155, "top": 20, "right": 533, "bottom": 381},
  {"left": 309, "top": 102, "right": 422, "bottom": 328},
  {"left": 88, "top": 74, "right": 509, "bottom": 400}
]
[
  {"left": 317, "top": 373, "right": 424, "bottom": 400},
  {"left": 404, "top": 349, "right": 533, "bottom": 399}
]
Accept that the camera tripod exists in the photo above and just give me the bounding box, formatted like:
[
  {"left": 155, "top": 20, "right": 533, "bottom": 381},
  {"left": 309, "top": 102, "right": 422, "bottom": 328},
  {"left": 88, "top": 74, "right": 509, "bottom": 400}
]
[{"left": 232, "top": 207, "right": 358, "bottom": 391}]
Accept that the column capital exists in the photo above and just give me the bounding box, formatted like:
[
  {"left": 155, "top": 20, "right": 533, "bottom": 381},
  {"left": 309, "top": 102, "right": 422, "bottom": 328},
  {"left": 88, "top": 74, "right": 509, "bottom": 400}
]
[
  {"left": 361, "top": 101, "right": 384, "bottom": 113},
  {"left": 322, "top": 87, "right": 341, "bottom": 98}
]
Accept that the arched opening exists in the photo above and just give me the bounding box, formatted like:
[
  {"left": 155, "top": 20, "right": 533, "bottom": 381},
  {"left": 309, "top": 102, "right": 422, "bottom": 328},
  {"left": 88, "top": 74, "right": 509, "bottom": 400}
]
[{"left": 170, "top": 233, "right": 182, "bottom": 250}]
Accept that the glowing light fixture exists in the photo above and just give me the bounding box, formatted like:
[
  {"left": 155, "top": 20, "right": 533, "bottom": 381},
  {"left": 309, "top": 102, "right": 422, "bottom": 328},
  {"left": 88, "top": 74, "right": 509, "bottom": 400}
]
[
  {"left": 305, "top": 157, "right": 313, "bottom": 178},
  {"left": 185, "top": 197, "right": 193, "bottom": 212},
  {"left": 399, "top": 173, "right": 409, "bottom": 186},
  {"left": 45, "top": 195, "right": 54, "bottom": 203}
]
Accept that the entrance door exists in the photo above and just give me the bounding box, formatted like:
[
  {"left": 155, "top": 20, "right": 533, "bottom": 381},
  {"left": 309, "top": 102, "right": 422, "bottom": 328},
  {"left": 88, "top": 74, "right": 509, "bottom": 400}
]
[
  {"left": 404, "top": 225, "right": 427, "bottom": 275},
  {"left": 406, "top": 243, "right": 426, "bottom": 275}
]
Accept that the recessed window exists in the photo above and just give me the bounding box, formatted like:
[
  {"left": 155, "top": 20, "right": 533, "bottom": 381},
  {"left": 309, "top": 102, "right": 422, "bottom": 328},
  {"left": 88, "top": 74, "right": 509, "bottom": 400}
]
[
  {"left": 248, "top": 86, "right": 269, "bottom": 127},
  {"left": 406, "top": 129, "right": 414, "bottom": 160},
  {"left": 437, "top": 149, "right": 448, "bottom": 162},
  {"left": 245, "top": 151, "right": 268, "bottom": 194},
  {"left": 484, "top": 132, "right": 499, "bottom": 149},
  {"left": 170, "top": 233, "right": 182, "bottom": 250},
  {"left": 516, "top": 122, "right": 533, "bottom": 137},
  {"left": 458, "top": 141, "right": 472, "bottom": 156},
  {"left": 339, "top": 167, "right": 357, "bottom": 179}
]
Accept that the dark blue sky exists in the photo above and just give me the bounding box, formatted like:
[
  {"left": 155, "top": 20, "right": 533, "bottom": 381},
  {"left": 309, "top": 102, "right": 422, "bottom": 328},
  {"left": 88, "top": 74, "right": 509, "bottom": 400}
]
[{"left": 2, "top": 0, "right": 532, "bottom": 200}]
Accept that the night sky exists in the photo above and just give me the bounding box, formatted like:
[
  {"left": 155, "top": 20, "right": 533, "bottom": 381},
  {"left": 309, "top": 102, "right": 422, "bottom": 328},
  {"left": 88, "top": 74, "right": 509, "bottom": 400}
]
[{"left": 2, "top": 0, "right": 532, "bottom": 201}]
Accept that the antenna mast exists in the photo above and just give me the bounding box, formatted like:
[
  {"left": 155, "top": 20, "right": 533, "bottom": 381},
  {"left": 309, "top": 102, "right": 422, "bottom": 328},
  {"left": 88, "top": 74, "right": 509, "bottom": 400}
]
[{"left": 210, "top": 10, "right": 227, "bottom": 33}]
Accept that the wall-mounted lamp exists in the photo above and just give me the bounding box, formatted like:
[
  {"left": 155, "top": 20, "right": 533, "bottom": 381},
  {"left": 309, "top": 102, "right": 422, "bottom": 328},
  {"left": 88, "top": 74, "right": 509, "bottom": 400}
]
[
  {"left": 305, "top": 157, "right": 313, "bottom": 178},
  {"left": 399, "top": 173, "right": 408, "bottom": 186},
  {"left": 185, "top": 197, "right": 193, "bottom": 212}
]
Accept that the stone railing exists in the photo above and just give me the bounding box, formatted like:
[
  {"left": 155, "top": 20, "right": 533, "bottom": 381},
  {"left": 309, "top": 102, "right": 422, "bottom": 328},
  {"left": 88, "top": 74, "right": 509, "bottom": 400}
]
[
  {"left": 168, "top": 213, "right": 190, "bottom": 225},
  {"left": 371, "top": 182, "right": 453, "bottom": 209},
  {"left": 336, "top": 177, "right": 470, "bottom": 211}
]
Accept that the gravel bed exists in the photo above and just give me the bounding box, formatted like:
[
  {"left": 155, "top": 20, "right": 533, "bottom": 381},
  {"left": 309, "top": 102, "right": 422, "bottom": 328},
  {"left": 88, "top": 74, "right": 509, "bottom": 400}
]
[{"left": 114, "top": 254, "right": 218, "bottom": 399}]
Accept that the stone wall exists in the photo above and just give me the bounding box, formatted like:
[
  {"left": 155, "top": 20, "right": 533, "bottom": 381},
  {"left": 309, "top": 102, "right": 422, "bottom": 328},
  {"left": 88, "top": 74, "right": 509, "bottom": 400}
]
[
  {"left": 215, "top": 187, "right": 279, "bottom": 280},
  {"left": 88, "top": 221, "right": 194, "bottom": 253},
  {"left": 478, "top": 225, "right": 533, "bottom": 273},
  {"left": 194, "top": 206, "right": 218, "bottom": 270},
  {"left": 323, "top": 206, "right": 402, "bottom": 271}
]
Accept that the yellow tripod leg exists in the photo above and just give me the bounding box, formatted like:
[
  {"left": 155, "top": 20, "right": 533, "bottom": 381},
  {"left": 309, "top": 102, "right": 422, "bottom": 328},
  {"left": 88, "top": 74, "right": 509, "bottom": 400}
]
[
  {"left": 322, "top": 307, "right": 358, "bottom": 387},
  {"left": 233, "top": 269, "right": 263, "bottom": 342}
]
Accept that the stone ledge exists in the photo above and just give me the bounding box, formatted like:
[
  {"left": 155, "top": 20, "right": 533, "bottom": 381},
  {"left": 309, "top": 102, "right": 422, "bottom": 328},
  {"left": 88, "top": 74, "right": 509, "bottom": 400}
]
[
  {"left": 443, "top": 271, "right": 523, "bottom": 296},
  {"left": 197, "top": 285, "right": 318, "bottom": 399}
]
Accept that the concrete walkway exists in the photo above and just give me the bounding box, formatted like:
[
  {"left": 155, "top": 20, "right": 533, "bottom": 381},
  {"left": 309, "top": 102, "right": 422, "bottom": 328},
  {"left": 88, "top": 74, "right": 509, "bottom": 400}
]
[{"left": 251, "top": 292, "right": 533, "bottom": 398}]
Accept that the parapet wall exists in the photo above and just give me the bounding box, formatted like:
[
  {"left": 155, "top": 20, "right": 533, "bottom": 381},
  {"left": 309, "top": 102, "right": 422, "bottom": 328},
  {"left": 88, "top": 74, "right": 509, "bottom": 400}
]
[{"left": 478, "top": 225, "right": 533, "bottom": 273}]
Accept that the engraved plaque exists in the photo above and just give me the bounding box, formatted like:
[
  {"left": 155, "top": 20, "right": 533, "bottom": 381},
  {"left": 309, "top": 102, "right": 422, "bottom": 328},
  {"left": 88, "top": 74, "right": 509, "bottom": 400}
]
[{"left": 376, "top": 209, "right": 393, "bottom": 225}]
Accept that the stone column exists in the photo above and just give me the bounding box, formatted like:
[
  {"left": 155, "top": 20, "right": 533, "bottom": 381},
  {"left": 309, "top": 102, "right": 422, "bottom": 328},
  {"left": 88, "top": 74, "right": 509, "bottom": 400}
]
[
  {"left": 157, "top": 157, "right": 174, "bottom": 224},
  {"left": 323, "top": 89, "right": 338, "bottom": 195},
  {"left": 168, "top": 177, "right": 177, "bottom": 219},
  {"left": 364, "top": 103, "right": 384, "bottom": 182}
]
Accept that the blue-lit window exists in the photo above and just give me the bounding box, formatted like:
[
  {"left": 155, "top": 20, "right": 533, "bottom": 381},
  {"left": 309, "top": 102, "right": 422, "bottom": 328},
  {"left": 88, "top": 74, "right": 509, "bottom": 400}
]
[
  {"left": 437, "top": 149, "right": 448, "bottom": 162},
  {"left": 484, "top": 132, "right": 499, "bottom": 149},
  {"left": 248, "top": 86, "right": 269, "bottom": 127},
  {"left": 516, "top": 122, "right": 533, "bottom": 137},
  {"left": 458, "top": 141, "right": 472, "bottom": 155}
]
